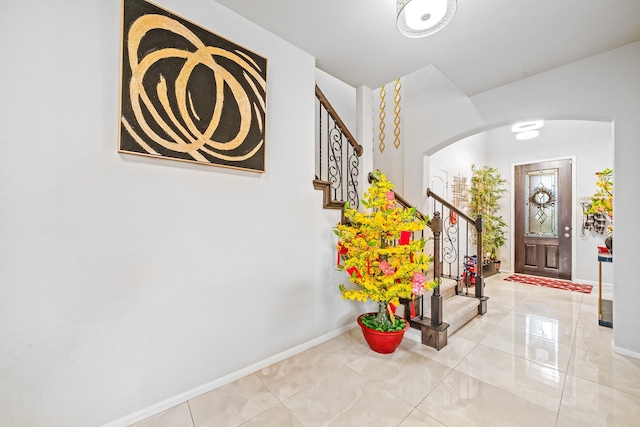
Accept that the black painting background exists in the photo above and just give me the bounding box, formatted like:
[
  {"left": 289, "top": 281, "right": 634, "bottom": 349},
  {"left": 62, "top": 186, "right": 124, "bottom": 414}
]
[{"left": 119, "top": 0, "right": 267, "bottom": 172}]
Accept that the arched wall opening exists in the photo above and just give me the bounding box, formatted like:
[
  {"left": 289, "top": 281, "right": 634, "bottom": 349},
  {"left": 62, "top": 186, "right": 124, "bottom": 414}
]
[{"left": 423, "top": 119, "right": 613, "bottom": 285}]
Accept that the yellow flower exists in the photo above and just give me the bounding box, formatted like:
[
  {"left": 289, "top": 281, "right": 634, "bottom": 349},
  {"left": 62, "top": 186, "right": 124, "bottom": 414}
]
[{"left": 335, "top": 172, "right": 435, "bottom": 307}]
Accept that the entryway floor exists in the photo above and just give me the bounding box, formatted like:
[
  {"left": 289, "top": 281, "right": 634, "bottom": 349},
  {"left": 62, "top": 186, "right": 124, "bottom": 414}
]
[{"left": 132, "top": 275, "right": 640, "bottom": 426}]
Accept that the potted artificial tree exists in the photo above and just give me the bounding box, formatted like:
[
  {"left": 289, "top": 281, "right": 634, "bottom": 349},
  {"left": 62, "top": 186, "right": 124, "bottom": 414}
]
[
  {"left": 470, "top": 165, "right": 507, "bottom": 276},
  {"left": 335, "top": 171, "right": 436, "bottom": 354}
]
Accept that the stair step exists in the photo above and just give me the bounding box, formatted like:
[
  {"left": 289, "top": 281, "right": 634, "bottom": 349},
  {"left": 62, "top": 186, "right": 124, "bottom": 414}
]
[
  {"left": 407, "top": 295, "right": 478, "bottom": 335},
  {"left": 443, "top": 295, "right": 479, "bottom": 334},
  {"left": 400, "top": 274, "right": 480, "bottom": 348},
  {"left": 439, "top": 277, "right": 458, "bottom": 300}
]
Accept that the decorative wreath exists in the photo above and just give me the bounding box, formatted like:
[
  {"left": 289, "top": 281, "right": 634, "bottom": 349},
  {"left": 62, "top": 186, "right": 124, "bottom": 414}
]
[{"left": 529, "top": 187, "right": 555, "bottom": 209}]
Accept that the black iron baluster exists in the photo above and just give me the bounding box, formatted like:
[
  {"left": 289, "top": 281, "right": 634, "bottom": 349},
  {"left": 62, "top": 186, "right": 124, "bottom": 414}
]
[
  {"left": 328, "top": 122, "right": 342, "bottom": 201},
  {"left": 347, "top": 142, "right": 359, "bottom": 208},
  {"left": 315, "top": 85, "right": 361, "bottom": 210},
  {"left": 318, "top": 99, "right": 322, "bottom": 180}
]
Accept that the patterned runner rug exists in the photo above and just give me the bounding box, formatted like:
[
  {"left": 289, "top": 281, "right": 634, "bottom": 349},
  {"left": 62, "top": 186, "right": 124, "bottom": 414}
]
[{"left": 504, "top": 274, "right": 593, "bottom": 294}]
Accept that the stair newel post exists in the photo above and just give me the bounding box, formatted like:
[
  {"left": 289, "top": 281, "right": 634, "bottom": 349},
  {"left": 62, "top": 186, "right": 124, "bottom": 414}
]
[
  {"left": 431, "top": 212, "right": 443, "bottom": 327},
  {"left": 475, "top": 214, "right": 488, "bottom": 314}
]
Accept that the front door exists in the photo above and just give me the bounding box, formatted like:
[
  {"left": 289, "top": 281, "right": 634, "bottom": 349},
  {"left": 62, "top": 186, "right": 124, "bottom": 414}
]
[{"left": 514, "top": 159, "right": 572, "bottom": 280}]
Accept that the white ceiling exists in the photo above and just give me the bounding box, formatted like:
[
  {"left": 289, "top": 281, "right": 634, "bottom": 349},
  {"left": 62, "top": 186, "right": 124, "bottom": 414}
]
[{"left": 214, "top": 0, "right": 640, "bottom": 96}]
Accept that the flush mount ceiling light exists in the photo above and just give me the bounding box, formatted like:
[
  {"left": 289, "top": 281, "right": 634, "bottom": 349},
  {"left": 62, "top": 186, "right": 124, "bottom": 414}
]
[
  {"left": 511, "top": 120, "right": 544, "bottom": 133},
  {"left": 512, "top": 120, "right": 544, "bottom": 140},
  {"left": 397, "top": 0, "right": 457, "bottom": 38}
]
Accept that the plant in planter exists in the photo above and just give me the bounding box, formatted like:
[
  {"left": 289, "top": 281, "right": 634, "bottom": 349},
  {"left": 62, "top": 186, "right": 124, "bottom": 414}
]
[
  {"left": 489, "top": 232, "right": 505, "bottom": 273},
  {"left": 335, "top": 171, "right": 436, "bottom": 353},
  {"left": 470, "top": 165, "right": 507, "bottom": 272},
  {"left": 585, "top": 168, "right": 613, "bottom": 238}
]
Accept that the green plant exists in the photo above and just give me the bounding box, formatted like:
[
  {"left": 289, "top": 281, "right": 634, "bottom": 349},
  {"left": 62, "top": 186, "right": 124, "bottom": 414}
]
[
  {"left": 469, "top": 165, "right": 507, "bottom": 262},
  {"left": 334, "top": 171, "right": 436, "bottom": 330},
  {"left": 585, "top": 168, "right": 613, "bottom": 235},
  {"left": 360, "top": 313, "right": 406, "bottom": 332}
]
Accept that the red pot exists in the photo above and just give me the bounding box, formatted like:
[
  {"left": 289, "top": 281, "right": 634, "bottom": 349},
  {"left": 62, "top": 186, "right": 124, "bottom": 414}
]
[{"left": 357, "top": 313, "right": 409, "bottom": 354}]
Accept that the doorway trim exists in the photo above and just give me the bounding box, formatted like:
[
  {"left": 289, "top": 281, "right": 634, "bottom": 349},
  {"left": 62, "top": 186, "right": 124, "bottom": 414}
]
[{"left": 510, "top": 155, "right": 577, "bottom": 281}]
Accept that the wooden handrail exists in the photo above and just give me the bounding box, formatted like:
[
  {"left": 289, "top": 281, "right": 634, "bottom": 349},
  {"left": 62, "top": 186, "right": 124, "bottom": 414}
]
[
  {"left": 426, "top": 188, "right": 477, "bottom": 228},
  {"left": 315, "top": 85, "right": 363, "bottom": 156}
]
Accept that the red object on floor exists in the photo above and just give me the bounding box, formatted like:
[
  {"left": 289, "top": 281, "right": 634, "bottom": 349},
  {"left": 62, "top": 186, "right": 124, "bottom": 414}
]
[
  {"left": 504, "top": 274, "right": 593, "bottom": 294},
  {"left": 357, "top": 313, "right": 409, "bottom": 354}
]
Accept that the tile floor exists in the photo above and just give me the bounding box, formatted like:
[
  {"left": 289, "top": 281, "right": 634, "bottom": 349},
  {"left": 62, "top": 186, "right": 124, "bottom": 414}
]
[{"left": 132, "top": 275, "right": 640, "bottom": 427}]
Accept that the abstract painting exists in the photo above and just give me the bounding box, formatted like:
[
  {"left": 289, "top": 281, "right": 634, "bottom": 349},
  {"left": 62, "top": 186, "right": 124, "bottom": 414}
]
[{"left": 119, "top": 0, "right": 268, "bottom": 172}]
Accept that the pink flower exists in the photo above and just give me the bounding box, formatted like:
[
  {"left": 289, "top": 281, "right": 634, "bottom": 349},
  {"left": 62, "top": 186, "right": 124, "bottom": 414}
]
[
  {"left": 379, "top": 260, "right": 395, "bottom": 276},
  {"left": 385, "top": 191, "right": 396, "bottom": 209},
  {"left": 412, "top": 272, "right": 426, "bottom": 294}
]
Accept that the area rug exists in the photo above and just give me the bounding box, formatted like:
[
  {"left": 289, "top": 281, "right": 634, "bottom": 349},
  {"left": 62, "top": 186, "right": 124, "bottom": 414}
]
[{"left": 504, "top": 274, "right": 593, "bottom": 294}]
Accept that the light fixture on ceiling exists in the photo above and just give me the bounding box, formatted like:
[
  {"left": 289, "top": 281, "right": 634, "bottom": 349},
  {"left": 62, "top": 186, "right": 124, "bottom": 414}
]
[
  {"left": 396, "top": 0, "right": 457, "bottom": 38},
  {"left": 512, "top": 120, "right": 544, "bottom": 140},
  {"left": 511, "top": 121, "right": 544, "bottom": 133}
]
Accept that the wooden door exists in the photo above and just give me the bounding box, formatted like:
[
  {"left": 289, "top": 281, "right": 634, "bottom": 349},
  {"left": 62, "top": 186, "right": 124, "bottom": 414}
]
[{"left": 514, "top": 159, "right": 572, "bottom": 280}]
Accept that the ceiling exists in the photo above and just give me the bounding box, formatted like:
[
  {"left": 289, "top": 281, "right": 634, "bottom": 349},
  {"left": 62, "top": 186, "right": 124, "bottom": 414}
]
[{"left": 214, "top": 0, "right": 640, "bottom": 96}]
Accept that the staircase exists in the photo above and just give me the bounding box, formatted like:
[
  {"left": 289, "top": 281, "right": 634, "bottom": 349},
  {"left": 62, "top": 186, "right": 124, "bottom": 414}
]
[
  {"left": 401, "top": 277, "right": 480, "bottom": 348},
  {"left": 313, "top": 83, "right": 487, "bottom": 351},
  {"left": 313, "top": 85, "right": 362, "bottom": 214}
]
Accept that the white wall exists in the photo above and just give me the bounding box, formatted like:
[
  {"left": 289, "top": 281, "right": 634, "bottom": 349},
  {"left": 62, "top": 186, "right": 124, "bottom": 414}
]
[
  {"left": 357, "top": 85, "right": 375, "bottom": 199},
  {"left": 316, "top": 68, "right": 357, "bottom": 134},
  {"left": 430, "top": 133, "right": 488, "bottom": 185},
  {"left": 428, "top": 132, "right": 487, "bottom": 212},
  {"left": 402, "top": 65, "right": 487, "bottom": 206},
  {"left": 400, "top": 42, "right": 640, "bottom": 357},
  {"left": 0, "top": 0, "right": 361, "bottom": 425},
  {"left": 373, "top": 81, "right": 405, "bottom": 192}
]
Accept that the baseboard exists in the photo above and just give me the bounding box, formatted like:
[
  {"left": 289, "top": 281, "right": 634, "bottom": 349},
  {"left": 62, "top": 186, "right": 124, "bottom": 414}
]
[
  {"left": 573, "top": 278, "right": 607, "bottom": 286},
  {"left": 488, "top": 269, "right": 512, "bottom": 276},
  {"left": 613, "top": 344, "right": 640, "bottom": 360},
  {"left": 405, "top": 327, "right": 421, "bottom": 343},
  {"left": 574, "top": 278, "right": 613, "bottom": 296},
  {"left": 102, "top": 324, "right": 356, "bottom": 427}
]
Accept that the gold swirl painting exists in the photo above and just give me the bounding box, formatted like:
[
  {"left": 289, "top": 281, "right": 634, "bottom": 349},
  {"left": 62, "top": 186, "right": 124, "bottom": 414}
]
[{"left": 119, "top": 0, "right": 268, "bottom": 172}]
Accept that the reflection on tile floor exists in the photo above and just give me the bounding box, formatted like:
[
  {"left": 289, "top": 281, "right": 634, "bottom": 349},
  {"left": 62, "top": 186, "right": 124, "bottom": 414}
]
[{"left": 132, "top": 276, "right": 640, "bottom": 427}]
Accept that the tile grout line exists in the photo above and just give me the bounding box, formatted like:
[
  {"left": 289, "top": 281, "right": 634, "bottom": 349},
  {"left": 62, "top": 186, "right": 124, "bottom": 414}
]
[{"left": 186, "top": 400, "right": 196, "bottom": 427}]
